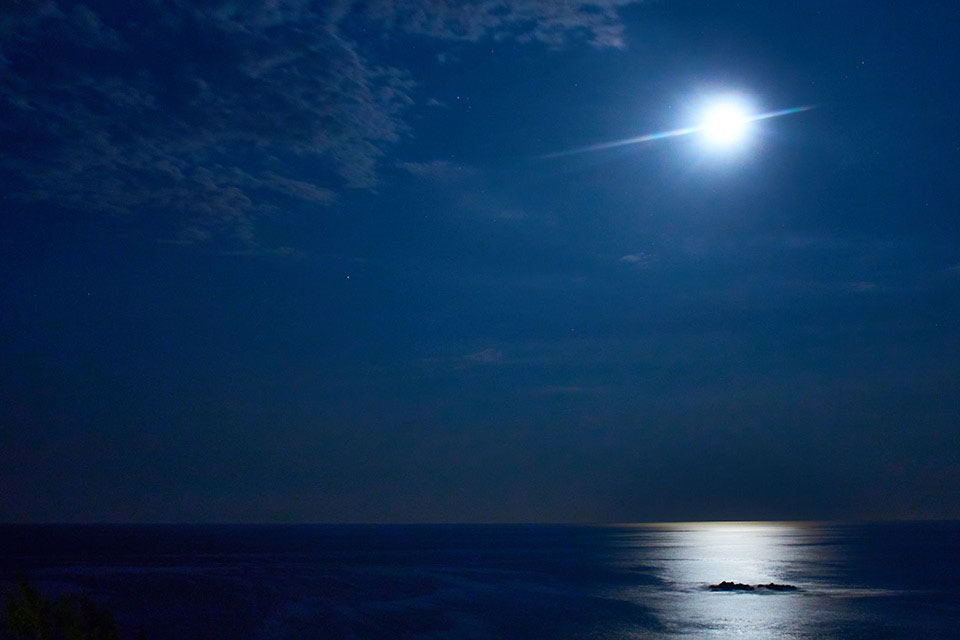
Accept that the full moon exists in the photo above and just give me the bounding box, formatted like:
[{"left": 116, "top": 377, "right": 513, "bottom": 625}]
[
  {"left": 540, "top": 97, "right": 812, "bottom": 159},
  {"left": 700, "top": 100, "right": 751, "bottom": 147}
]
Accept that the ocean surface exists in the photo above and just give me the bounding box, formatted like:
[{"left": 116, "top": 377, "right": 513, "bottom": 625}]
[{"left": 1, "top": 522, "right": 958, "bottom": 639}]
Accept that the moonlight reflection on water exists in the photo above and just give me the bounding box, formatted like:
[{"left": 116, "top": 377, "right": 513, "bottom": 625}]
[{"left": 608, "top": 522, "right": 850, "bottom": 638}]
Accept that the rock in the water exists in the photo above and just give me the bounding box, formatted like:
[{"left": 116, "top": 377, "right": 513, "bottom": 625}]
[
  {"left": 708, "top": 581, "right": 798, "bottom": 592},
  {"left": 709, "top": 581, "right": 755, "bottom": 591}
]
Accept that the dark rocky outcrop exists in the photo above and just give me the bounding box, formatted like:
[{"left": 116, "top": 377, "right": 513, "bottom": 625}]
[
  {"left": 709, "top": 581, "right": 755, "bottom": 591},
  {"left": 708, "top": 581, "right": 798, "bottom": 592}
]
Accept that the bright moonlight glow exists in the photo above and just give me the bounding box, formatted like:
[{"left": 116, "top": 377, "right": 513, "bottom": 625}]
[
  {"left": 700, "top": 100, "right": 751, "bottom": 147},
  {"left": 539, "top": 99, "right": 813, "bottom": 159}
]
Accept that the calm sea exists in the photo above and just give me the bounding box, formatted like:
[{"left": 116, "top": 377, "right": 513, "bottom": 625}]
[{"left": 1, "top": 522, "right": 958, "bottom": 639}]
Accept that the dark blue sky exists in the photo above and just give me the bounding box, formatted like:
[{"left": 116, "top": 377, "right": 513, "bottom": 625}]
[{"left": 2, "top": 1, "right": 959, "bottom": 523}]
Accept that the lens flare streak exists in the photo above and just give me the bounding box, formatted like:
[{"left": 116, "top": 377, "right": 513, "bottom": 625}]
[{"left": 540, "top": 105, "right": 814, "bottom": 159}]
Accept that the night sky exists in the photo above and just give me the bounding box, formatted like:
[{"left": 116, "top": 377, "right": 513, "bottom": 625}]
[{"left": 2, "top": 1, "right": 959, "bottom": 523}]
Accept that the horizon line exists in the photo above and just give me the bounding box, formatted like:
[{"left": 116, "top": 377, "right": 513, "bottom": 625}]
[{"left": 2, "top": 517, "right": 955, "bottom": 526}]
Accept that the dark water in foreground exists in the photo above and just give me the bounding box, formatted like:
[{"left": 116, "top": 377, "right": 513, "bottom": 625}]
[{"left": 1, "top": 522, "right": 958, "bottom": 639}]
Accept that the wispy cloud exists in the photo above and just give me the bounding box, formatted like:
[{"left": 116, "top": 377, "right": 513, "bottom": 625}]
[
  {"left": 397, "top": 160, "right": 474, "bottom": 181},
  {"left": 2, "top": 1, "right": 408, "bottom": 245},
  {"left": 462, "top": 348, "right": 505, "bottom": 365},
  {"left": 361, "top": 0, "right": 639, "bottom": 49},
  {"left": 1, "top": 1, "right": 640, "bottom": 246},
  {"left": 423, "top": 348, "right": 506, "bottom": 369},
  {"left": 619, "top": 252, "right": 658, "bottom": 266}
]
